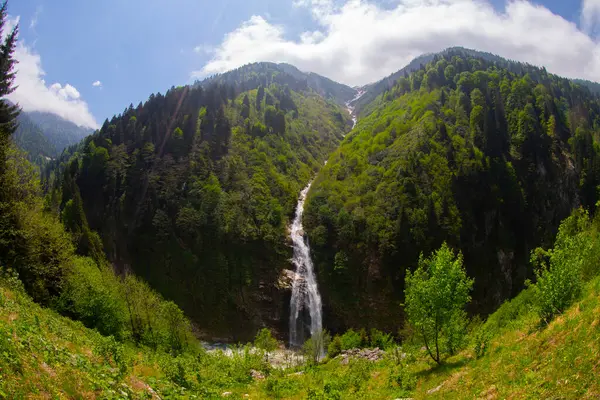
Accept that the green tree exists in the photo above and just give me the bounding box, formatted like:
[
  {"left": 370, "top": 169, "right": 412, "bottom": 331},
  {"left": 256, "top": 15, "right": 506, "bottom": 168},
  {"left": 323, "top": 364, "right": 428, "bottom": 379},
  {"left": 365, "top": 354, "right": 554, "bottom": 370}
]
[
  {"left": 256, "top": 85, "right": 264, "bottom": 110},
  {"left": 303, "top": 329, "right": 330, "bottom": 365},
  {"left": 241, "top": 94, "right": 250, "bottom": 119},
  {"left": 404, "top": 243, "right": 473, "bottom": 364},
  {"left": 254, "top": 328, "right": 278, "bottom": 362},
  {"left": 0, "top": 1, "right": 19, "bottom": 186},
  {"left": 531, "top": 209, "right": 592, "bottom": 323}
]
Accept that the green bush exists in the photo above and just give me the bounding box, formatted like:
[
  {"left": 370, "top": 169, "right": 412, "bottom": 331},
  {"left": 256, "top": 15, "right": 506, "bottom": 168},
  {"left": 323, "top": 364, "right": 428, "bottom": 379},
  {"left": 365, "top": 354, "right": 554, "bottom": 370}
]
[
  {"left": 472, "top": 325, "right": 491, "bottom": 359},
  {"left": 303, "top": 329, "right": 330, "bottom": 365},
  {"left": 369, "top": 328, "right": 394, "bottom": 349},
  {"left": 327, "top": 335, "right": 342, "bottom": 358},
  {"left": 57, "top": 257, "right": 127, "bottom": 338},
  {"left": 95, "top": 335, "right": 129, "bottom": 375},
  {"left": 532, "top": 209, "right": 592, "bottom": 323},
  {"left": 339, "top": 329, "right": 363, "bottom": 350},
  {"left": 254, "top": 328, "right": 279, "bottom": 362}
]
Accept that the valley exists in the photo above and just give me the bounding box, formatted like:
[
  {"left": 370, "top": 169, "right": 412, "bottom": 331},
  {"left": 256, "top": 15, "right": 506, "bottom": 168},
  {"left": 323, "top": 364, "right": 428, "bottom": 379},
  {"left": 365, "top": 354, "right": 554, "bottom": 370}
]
[{"left": 3, "top": 5, "right": 600, "bottom": 394}]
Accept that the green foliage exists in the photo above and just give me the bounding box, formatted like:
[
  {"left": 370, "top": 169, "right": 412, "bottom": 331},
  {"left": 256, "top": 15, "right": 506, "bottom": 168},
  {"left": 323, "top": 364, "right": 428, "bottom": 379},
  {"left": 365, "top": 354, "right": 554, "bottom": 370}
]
[
  {"left": 0, "top": 147, "right": 73, "bottom": 304},
  {"left": 47, "top": 71, "right": 350, "bottom": 339},
  {"left": 472, "top": 325, "right": 491, "bottom": 359},
  {"left": 95, "top": 335, "right": 129, "bottom": 375},
  {"left": 303, "top": 329, "right": 330, "bottom": 365},
  {"left": 405, "top": 243, "right": 473, "bottom": 364},
  {"left": 369, "top": 328, "right": 394, "bottom": 350},
  {"left": 254, "top": 328, "right": 279, "bottom": 361},
  {"left": 57, "top": 257, "right": 127, "bottom": 338},
  {"left": 327, "top": 335, "right": 342, "bottom": 358},
  {"left": 306, "top": 49, "right": 600, "bottom": 333},
  {"left": 339, "top": 328, "right": 363, "bottom": 350},
  {"left": 532, "top": 209, "right": 593, "bottom": 323}
]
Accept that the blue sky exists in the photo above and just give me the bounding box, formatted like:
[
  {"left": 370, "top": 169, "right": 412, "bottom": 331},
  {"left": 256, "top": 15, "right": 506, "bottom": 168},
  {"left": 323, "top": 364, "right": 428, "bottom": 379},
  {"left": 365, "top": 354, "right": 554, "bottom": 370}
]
[{"left": 7, "top": 0, "right": 600, "bottom": 128}]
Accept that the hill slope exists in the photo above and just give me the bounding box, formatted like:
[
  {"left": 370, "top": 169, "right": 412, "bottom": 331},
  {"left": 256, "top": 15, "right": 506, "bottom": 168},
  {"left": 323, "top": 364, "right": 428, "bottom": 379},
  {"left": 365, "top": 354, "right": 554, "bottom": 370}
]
[
  {"left": 3, "top": 213, "right": 599, "bottom": 399},
  {"left": 305, "top": 49, "right": 600, "bottom": 333},
  {"left": 12, "top": 112, "right": 57, "bottom": 162},
  {"left": 48, "top": 72, "right": 352, "bottom": 340},
  {"left": 13, "top": 110, "right": 93, "bottom": 162},
  {"left": 201, "top": 62, "right": 357, "bottom": 106}
]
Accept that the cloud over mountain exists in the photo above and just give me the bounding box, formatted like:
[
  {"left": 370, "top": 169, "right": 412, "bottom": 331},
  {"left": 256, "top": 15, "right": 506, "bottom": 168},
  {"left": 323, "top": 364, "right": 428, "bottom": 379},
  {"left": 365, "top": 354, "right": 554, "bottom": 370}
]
[{"left": 197, "top": 0, "right": 600, "bottom": 87}]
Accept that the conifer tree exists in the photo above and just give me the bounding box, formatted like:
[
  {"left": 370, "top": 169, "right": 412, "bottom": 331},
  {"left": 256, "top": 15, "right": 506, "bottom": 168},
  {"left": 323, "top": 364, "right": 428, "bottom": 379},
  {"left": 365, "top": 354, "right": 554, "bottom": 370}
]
[{"left": 0, "top": 0, "right": 19, "bottom": 182}]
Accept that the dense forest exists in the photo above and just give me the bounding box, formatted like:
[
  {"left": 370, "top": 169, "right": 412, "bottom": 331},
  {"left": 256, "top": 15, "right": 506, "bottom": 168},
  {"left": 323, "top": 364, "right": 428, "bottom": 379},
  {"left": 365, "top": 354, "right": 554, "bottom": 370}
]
[
  {"left": 12, "top": 109, "right": 93, "bottom": 166},
  {"left": 4, "top": 0, "right": 600, "bottom": 394},
  {"left": 199, "top": 62, "right": 357, "bottom": 107},
  {"left": 305, "top": 50, "right": 600, "bottom": 333},
  {"left": 45, "top": 65, "right": 352, "bottom": 339}
]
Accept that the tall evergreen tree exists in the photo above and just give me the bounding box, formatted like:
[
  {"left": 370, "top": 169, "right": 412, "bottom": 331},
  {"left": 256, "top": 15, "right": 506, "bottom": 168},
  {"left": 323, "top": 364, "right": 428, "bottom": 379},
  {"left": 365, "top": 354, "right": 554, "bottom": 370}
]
[{"left": 0, "top": 0, "right": 19, "bottom": 182}]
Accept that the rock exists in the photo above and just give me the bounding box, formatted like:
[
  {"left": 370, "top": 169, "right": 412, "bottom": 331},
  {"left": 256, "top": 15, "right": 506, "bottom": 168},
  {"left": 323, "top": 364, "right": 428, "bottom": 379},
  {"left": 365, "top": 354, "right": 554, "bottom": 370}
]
[
  {"left": 251, "top": 369, "right": 265, "bottom": 380},
  {"left": 277, "top": 269, "right": 296, "bottom": 289},
  {"left": 222, "top": 392, "right": 232, "bottom": 397},
  {"left": 427, "top": 383, "right": 444, "bottom": 394},
  {"left": 338, "top": 347, "right": 385, "bottom": 364}
]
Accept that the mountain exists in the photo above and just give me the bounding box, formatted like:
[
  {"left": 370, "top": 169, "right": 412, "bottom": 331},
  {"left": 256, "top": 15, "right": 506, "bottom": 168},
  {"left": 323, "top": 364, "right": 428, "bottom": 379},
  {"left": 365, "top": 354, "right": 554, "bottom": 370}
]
[
  {"left": 25, "top": 111, "right": 94, "bottom": 153},
  {"left": 13, "top": 110, "right": 94, "bottom": 161},
  {"left": 47, "top": 69, "right": 352, "bottom": 340},
  {"left": 304, "top": 48, "right": 600, "bottom": 333},
  {"left": 200, "top": 62, "right": 357, "bottom": 106},
  {"left": 12, "top": 112, "right": 57, "bottom": 162},
  {"left": 352, "top": 47, "right": 547, "bottom": 116}
]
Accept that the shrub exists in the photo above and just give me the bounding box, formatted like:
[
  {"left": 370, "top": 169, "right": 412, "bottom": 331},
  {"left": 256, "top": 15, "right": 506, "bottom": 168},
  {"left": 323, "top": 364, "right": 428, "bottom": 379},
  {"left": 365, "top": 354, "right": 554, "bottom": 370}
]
[
  {"left": 471, "top": 323, "right": 491, "bottom": 359},
  {"left": 303, "top": 329, "right": 330, "bottom": 365},
  {"left": 339, "top": 329, "right": 363, "bottom": 350},
  {"left": 57, "top": 257, "right": 127, "bottom": 338},
  {"left": 254, "top": 328, "right": 279, "bottom": 362},
  {"left": 327, "top": 335, "right": 342, "bottom": 358},
  {"left": 532, "top": 209, "right": 592, "bottom": 323},
  {"left": 95, "top": 336, "right": 129, "bottom": 375},
  {"left": 369, "top": 328, "right": 394, "bottom": 350}
]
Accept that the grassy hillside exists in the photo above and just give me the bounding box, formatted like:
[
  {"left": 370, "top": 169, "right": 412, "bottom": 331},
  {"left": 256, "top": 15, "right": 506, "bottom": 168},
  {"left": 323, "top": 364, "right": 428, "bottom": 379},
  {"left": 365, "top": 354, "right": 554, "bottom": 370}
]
[
  {"left": 3, "top": 209, "right": 599, "bottom": 399},
  {"left": 0, "top": 269, "right": 274, "bottom": 399}
]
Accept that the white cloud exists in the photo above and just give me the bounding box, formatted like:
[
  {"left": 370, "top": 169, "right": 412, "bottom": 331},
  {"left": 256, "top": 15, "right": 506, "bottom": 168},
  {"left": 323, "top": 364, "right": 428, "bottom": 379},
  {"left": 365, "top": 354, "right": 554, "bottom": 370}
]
[
  {"left": 582, "top": 0, "right": 600, "bottom": 34},
  {"left": 193, "top": 44, "right": 214, "bottom": 54},
  {"left": 29, "top": 6, "right": 42, "bottom": 31},
  {"left": 92, "top": 80, "right": 102, "bottom": 87},
  {"left": 5, "top": 17, "right": 98, "bottom": 129},
  {"left": 196, "top": 0, "right": 600, "bottom": 87}
]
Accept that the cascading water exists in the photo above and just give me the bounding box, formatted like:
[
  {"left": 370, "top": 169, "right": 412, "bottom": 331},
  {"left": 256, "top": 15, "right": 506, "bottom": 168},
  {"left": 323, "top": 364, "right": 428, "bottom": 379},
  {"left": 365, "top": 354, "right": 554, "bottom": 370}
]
[
  {"left": 346, "top": 89, "right": 366, "bottom": 130},
  {"left": 289, "top": 182, "right": 323, "bottom": 352},
  {"left": 289, "top": 89, "right": 364, "bottom": 352}
]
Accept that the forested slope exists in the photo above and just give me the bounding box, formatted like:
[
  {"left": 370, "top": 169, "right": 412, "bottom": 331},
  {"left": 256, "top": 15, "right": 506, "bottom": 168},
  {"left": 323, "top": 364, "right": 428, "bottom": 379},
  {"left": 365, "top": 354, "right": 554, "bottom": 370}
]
[
  {"left": 201, "top": 62, "right": 357, "bottom": 106},
  {"left": 47, "top": 70, "right": 352, "bottom": 340},
  {"left": 13, "top": 112, "right": 56, "bottom": 163},
  {"left": 305, "top": 50, "right": 600, "bottom": 333}
]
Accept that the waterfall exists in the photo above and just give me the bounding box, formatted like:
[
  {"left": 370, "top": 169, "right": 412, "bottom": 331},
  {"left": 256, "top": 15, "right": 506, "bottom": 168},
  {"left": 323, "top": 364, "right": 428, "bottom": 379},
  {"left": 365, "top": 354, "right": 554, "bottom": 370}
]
[
  {"left": 289, "top": 182, "right": 323, "bottom": 351},
  {"left": 346, "top": 89, "right": 366, "bottom": 130},
  {"left": 289, "top": 89, "right": 364, "bottom": 352}
]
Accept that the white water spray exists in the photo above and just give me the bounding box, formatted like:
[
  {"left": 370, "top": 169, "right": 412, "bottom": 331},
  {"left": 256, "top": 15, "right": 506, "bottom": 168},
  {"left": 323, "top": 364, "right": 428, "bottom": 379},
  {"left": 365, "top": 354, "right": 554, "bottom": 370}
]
[
  {"left": 288, "top": 89, "right": 364, "bottom": 352},
  {"left": 289, "top": 182, "right": 323, "bottom": 351},
  {"left": 346, "top": 89, "right": 366, "bottom": 129}
]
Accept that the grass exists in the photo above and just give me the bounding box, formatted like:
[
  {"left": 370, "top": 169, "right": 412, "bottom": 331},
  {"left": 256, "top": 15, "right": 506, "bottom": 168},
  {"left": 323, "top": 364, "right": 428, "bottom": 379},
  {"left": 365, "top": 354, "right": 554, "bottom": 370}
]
[
  {"left": 2, "top": 269, "right": 600, "bottom": 399},
  {"left": 408, "top": 276, "right": 600, "bottom": 399}
]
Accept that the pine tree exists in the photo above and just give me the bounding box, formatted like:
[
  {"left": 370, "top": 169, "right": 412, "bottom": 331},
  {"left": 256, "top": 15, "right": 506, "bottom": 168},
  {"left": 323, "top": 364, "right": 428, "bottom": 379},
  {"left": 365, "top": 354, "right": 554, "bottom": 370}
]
[
  {"left": 0, "top": 1, "right": 20, "bottom": 182},
  {"left": 241, "top": 94, "right": 250, "bottom": 119}
]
